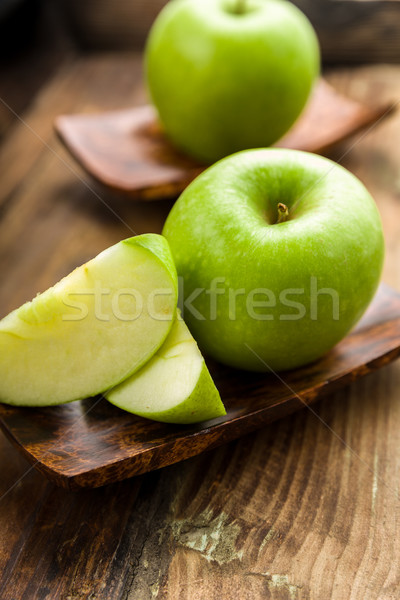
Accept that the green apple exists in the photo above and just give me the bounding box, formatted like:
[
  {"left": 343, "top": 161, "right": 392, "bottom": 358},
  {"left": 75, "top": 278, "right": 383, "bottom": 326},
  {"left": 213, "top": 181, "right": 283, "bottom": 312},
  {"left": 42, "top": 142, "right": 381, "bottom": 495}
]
[
  {"left": 0, "top": 234, "right": 178, "bottom": 406},
  {"left": 145, "top": 0, "right": 320, "bottom": 163},
  {"left": 106, "top": 311, "right": 226, "bottom": 424},
  {"left": 163, "top": 149, "right": 385, "bottom": 372}
]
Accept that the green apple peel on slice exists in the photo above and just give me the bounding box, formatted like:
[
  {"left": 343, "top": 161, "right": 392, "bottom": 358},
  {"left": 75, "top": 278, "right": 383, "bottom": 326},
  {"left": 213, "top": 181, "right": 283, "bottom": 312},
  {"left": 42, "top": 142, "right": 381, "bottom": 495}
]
[
  {"left": 0, "top": 234, "right": 178, "bottom": 406},
  {"left": 106, "top": 313, "right": 226, "bottom": 424}
]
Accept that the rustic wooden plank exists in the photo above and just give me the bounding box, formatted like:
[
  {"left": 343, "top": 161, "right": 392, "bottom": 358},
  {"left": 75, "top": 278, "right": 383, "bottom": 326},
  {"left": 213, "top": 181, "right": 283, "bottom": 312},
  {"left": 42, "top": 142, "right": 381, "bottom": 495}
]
[
  {"left": 325, "top": 64, "right": 400, "bottom": 291},
  {"left": 0, "top": 435, "right": 177, "bottom": 600},
  {"left": 155, "top": 367, "right": 400, "bottom": 599},
  {"left": 59, "top": 0, "right": 167, "bottom": 49},
  {"left": 0, "top": 53, "right": 146, "bottom": 212},
  {"left": 293, "top": 0, "right": 400, "bottom": 63},
  {"left": 0, "top": 57, "right": 400, "bottom": 599},
  {"left": 58, "top": 0, "right": 400, "bottom": 63}
]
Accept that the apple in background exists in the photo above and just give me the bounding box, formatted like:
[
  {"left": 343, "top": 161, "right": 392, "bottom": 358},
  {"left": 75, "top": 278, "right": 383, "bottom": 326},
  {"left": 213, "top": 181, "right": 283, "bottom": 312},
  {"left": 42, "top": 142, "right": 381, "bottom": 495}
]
[
  {"left": 145, "top": 0, "right": 320, "bottom": 163},
  {"left": 163, "top": 149, "right": 385, "bottom": 372},
  {"left": 106, "top": 311, "right": 226, "bottom": 424},
  {"left": 0, "top": 234, "right": 178, "bottom": 406}
]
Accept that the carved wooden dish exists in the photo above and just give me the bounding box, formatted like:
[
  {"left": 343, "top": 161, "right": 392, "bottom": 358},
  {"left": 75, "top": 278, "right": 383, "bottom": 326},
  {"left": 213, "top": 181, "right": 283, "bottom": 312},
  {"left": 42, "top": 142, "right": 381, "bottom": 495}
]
[
  {"left": 55, "top": 79, "right": 393, "bottom": 200},
  {"left": 0, "top": 284, "right": 399, "bottom": 490}
]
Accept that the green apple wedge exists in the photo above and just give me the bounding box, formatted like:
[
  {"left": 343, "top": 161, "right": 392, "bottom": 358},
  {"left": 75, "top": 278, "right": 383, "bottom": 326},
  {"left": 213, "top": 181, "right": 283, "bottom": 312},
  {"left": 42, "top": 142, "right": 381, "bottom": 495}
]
[
  {"left": 0, "top": 234, "right": 178, "bottom": 406},
  {"left": 105, "top": 311, "right": 226, "bottom": 424}
]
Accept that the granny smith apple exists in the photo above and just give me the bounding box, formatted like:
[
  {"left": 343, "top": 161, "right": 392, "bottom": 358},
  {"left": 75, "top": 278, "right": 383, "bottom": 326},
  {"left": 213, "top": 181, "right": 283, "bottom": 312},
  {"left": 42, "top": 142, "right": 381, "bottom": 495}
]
[
  {"left": 106, "top": 311, "right": 226, "bottom": 424},
  {"left": 163, "top": 149, "right": 385, "bottom": 372},
  {"left": 0, "top": 234, "right": 178, "bottom": 406},
  {"left": 145, "top": 0, "right": 320, "bottom": 163}
]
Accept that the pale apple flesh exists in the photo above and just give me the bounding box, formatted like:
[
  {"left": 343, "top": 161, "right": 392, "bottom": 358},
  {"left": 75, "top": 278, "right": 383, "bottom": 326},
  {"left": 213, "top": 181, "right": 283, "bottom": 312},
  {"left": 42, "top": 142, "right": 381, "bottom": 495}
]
[
  {"left": 0, "top": 234, "right": 178, "bottom": 406},
  {"left": 106, "top": 313, "right": 226, "bottom": 424}
]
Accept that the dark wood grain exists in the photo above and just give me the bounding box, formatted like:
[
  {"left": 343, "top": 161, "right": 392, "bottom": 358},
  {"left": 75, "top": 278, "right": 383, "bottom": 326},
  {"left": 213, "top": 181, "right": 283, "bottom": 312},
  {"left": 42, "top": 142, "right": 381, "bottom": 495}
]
[
  {"left": 0, "top": 284, "right": 399, "bottom": 490},
  {"left": 1, "top": 55, "right": 400, "bottom": 600},
  {"left": 59, "top": 0, "right": 168, "bottom": 49},
  {"left": 58, "top": 0, "right": 400, "bottom": 63},
  {"left": 294, "top": 0, "right": 400, "bottom": 63},
  {"left": 55, "top": 79, "right": 393, "bottom": 200}
]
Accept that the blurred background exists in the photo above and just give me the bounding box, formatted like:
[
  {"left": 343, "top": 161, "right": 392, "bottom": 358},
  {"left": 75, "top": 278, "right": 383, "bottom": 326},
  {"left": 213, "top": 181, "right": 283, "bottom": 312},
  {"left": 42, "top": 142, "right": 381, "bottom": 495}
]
[{"left": 1, "top": 0, "right": 400, "bottom": 139}]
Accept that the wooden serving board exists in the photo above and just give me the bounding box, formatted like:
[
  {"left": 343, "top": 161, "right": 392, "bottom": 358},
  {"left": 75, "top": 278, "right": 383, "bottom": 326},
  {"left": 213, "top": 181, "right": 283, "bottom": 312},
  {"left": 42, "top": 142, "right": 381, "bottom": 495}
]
[
  {"left": 55, "top": 79, "right": 393, "bottom": 200},
  {"left": 1, "top": 283, "right": 400, "bottom": 490}
]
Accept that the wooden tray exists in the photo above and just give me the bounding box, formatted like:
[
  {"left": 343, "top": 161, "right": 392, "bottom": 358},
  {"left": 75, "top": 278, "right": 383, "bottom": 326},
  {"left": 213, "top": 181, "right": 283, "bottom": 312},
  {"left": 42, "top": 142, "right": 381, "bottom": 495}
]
[
  {"left": 55, "top": 79, "right": 393, "bottom": 200},
  {"left": 1, "top": 284, "right": 400, "bottom": 490}
]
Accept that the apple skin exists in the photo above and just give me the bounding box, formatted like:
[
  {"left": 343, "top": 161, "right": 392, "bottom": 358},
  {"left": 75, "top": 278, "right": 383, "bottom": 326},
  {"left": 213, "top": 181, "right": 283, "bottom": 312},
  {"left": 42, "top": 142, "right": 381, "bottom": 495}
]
[
  {"left": 145, "top": 0, "right": 320, "bottom": 163},
  {"left": 162, "top": 149, "right": 385, "bottom": 372}
]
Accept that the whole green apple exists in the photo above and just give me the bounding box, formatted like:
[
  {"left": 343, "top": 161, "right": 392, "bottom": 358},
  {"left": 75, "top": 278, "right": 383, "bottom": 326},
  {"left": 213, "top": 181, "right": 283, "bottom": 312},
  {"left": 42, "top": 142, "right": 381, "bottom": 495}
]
[
  {"left": 162, "top": 149, "right": 385, "bottom": 372},
  {"left": 145, "top": 0, "right": 320, "bottom": 163}
]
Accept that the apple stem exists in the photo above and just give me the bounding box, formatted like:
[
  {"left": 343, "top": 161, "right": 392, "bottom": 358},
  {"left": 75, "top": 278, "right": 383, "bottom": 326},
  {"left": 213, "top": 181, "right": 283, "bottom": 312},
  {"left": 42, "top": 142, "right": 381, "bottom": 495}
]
[
  {"left": 235, "top": 0, "right": 247, "bottom": 14},
  {"left": 277, "top": 203, "right": 289, "bottom": 224}
]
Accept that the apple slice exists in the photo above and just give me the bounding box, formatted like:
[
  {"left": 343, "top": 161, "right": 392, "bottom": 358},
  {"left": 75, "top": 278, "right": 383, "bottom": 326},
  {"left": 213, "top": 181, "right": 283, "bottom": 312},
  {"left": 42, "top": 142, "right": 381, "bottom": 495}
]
[
  {"left": 105, "top": 312, "right": 226, "bottom": 424},
  {"left": 0, "top": 234, "right": 178, "bottom": 406}
]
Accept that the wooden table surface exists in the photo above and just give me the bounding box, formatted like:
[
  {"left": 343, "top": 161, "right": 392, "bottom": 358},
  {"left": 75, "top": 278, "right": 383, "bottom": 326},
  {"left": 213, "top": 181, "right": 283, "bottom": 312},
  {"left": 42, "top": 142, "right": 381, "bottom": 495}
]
[{"left": 1, "top": 54, "right": 400, "bottom": 600}]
